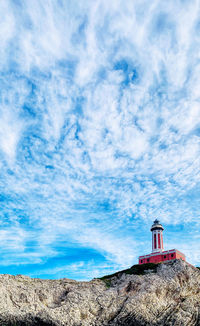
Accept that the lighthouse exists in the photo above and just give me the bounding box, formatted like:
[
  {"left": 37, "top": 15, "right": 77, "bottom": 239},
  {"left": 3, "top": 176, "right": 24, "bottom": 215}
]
[
  {"left": 151, "top": 219, "right": 164, "bottom": 252},
  {"left": 138, "top": 219, "right": 186, "bottom": 265}
]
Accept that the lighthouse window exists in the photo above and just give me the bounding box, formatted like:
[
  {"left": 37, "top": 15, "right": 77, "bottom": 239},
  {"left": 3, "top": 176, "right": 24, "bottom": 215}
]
[
  {"left": 140, "top": 260, "right": 143, "bottom": 263},
  {"left": 147, "top": 258, "right": 150, "bottom": 262},
  {"left": 171, "top": 254, "right": 174, "bottom": 258},
  {"left": 164, "top": 255, "right": 166, "bottom": 259}
]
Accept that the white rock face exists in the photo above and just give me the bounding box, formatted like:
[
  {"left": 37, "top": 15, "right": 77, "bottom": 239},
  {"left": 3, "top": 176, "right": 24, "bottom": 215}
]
[{"left": 0, "top": 260, "right": 199, "bottom": 325}]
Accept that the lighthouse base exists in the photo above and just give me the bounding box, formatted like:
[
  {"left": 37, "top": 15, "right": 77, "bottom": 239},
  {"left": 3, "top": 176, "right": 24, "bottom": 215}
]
[{"left": 138, "top": 249, "right": 185, "bottom": 265}]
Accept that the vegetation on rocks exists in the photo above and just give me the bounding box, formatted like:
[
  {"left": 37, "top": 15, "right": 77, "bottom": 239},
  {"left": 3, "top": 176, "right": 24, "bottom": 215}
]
[{"left": 100, "top": 262, "right": 159, "bottom": 280}]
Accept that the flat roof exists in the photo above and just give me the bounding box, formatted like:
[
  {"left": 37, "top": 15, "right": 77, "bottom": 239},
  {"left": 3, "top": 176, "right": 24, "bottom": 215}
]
[{"left": 139, "top": 249, "right": 185, "bottom": 259}]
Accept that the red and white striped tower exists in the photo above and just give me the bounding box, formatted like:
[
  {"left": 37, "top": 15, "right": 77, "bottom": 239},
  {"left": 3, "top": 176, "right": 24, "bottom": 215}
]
[{"left": 151, "top": 219, "right": 164, "bottom": 253}]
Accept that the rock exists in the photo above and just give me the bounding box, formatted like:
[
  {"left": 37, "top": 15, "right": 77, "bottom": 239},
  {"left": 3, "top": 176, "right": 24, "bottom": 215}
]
[{"left": 0, "top": 260, "right": 199, "bottom": 325}]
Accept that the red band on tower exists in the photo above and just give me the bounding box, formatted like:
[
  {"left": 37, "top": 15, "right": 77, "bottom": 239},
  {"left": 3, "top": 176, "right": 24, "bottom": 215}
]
[{"left": 158, "top": 233, "right": 161, "bottom": 248}]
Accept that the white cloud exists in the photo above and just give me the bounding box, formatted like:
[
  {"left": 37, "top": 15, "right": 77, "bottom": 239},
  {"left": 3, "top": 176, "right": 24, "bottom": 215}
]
[{"left": 0, "top": 108, "right": 24, "bottom": 163}]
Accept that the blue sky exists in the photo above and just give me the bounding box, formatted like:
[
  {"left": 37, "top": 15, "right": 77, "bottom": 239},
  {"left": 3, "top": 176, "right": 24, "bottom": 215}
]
[{"left": 0, "top": 0, "right": 199, "bottom": 280}]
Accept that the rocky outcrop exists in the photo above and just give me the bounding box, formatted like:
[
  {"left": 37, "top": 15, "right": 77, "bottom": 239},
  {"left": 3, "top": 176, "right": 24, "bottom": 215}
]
[{"left": 0, "top": 259, "right": 199, "bottom": 325}]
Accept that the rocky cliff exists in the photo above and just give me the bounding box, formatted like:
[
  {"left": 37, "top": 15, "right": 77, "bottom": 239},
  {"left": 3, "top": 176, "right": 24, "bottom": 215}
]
[{"left": 0, "top": 259, "right": 199, "bottom": 326}]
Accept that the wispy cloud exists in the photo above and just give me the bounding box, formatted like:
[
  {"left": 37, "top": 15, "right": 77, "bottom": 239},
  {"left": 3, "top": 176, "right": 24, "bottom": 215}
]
[{"left": 0, "top": 0, "right": 199, "bottom": 279}]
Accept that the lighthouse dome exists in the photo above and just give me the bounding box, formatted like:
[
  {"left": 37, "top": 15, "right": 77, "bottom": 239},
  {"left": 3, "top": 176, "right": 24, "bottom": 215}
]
[{"left": 150, "top": 219, "right": 164, "bottom": 231}]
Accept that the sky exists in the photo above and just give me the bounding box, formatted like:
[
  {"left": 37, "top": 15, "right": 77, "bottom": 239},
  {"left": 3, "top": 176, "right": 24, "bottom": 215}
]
[{"left": 0, "top": 0, "right": 199, "bottom": 280}]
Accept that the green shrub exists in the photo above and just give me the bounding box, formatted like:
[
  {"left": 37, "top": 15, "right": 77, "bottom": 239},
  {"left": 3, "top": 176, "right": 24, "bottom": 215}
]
[{"left": 99, "top": 263, "right": 159, "bottom": 283}]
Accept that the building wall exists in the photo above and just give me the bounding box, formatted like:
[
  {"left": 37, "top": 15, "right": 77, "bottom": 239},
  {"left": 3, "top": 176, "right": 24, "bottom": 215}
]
[
  {"left": 175, "top": 251, "right": 186, "bottom": 261},
  {"left": 139, "top": 250, "right": 185, "bottom": 265}
]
